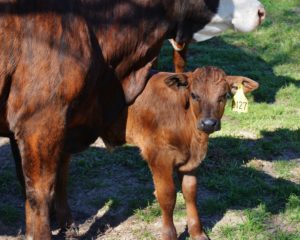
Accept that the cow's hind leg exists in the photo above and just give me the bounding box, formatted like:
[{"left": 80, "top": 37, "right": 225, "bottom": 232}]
[
  {"left": 178, "top": 171, "right": 209, "bottom": 240},
  {"left": 16, "top": 116, "right": 65, "bottom": 240},
  {"left": 149, "top": 155, "right": 177, "bottom": 240},
  {"left": 55, "top": 153, "right": 78, "bottom": 237},
  {"left": 10, "top": 136, "right": 26, "bottom": 197}
]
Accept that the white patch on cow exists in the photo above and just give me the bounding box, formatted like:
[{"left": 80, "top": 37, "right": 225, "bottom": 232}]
[
  {"left": 169, "top": 39, "right": 186, "bottom": 51},
  {"left": 193, "top": 0, "right": 264, "bottom": 42}
]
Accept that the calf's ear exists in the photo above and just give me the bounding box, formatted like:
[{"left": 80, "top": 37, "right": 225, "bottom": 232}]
[
  {"left": 164, "top": 74, "right": 189, "bottom": 91},
  {"left": 226, "top": 76, "right": 259, "bottom": 94}
]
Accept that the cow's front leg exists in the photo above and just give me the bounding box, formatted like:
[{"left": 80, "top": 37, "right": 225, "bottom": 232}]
[
  {"left": 172, "top": 42, "right": 189, "bottom": 73},
  {"left": 179, "top": 172, "right": 209, "bottom": 240},
  {"left": 55, "top": 153, "right": 77, "bottom": 237},
  {"left": 150, "top": 159, "right": 177, "bottom": 240}
]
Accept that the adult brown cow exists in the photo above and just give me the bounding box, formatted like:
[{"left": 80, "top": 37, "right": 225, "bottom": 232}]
[
  {"left": 101, "top": 66, "right": 259, "bottom": 240},
  {"left": 0, "top": 0, "right": 264, "bottom": 239}
]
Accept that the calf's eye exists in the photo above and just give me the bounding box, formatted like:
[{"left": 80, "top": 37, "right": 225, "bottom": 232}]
[
  {"left": 191, "top": 92, "right": 200, "bottom": 100},
  {"left": 218, "top": 94, "right": 227, "bottom": 103}
]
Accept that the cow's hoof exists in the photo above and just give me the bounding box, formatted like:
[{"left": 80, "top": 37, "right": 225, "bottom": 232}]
[{"left": 64, "top": 223, "right": 79, "bottom": 239}]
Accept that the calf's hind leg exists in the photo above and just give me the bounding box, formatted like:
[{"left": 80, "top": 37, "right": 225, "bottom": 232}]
[
  {"left": 178, "top": 171, "right": 209, "bottom": 240},
  {"left": 149, "top": 155, "right": 177, "bottom": 240}
]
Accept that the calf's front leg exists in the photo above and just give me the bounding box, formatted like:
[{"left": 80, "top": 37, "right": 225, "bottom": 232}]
[
  {"left": 150, "top": 159, "right": 177, "bottom": 240},
  {"left": 179, "top": 172, "right": 209, "bottom": 240}
]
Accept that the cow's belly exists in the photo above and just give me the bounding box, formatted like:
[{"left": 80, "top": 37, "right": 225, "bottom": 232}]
[{"left": 64, "top": 126, "right": 98, "bottom": 154}]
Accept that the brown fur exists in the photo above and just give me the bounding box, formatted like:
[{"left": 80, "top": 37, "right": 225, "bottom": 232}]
[{"left": 101, "top": 66, "right": 259, "bottom": 239}]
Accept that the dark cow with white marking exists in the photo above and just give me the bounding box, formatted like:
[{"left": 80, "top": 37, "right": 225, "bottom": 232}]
[
  {"left": 169, "top": 0, "right": 266, "bottom": 72},
  {"left": 0, "top": 0, "right": 264, "bottom": 239}
]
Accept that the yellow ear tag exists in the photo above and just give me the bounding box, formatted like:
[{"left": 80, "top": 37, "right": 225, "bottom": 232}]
[{"left": 232, "top": 84, "right": 248, "bottom": 113}]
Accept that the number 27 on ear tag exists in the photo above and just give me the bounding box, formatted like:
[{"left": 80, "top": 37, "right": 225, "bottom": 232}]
[{"left": 232, "top": 84, "right": 248, "bottom": 113}]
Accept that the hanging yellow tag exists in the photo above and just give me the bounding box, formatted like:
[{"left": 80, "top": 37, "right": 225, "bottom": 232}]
[{"left": 232, "top": 84, "right": 248, "bottom": 113}]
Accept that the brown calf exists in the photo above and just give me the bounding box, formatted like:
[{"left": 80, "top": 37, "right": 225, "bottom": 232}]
[{"left": 101, "top": 66, "right": 259, "bottom": 240}]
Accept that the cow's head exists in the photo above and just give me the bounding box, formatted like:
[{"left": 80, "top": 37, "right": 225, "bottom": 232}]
[
  {"left": 193, "top": 0, "right": 266, "bottom": 42},
  {"left": 164, "top": 66, "right": 259, "bottom": 134}
]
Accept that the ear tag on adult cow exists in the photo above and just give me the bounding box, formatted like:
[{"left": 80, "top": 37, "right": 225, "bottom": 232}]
[{"left": 232, "top": 84, "right": 248, "bottom": 113}]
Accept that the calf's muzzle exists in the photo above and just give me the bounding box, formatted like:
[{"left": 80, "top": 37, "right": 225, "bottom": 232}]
[{"left": 199, "top": 118, "right": 220, "bottom": 134}]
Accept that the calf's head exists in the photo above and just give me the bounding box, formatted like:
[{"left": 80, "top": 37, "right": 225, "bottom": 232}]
[{"left": 164, "top": 66, "right": 259, "bottom": 134}]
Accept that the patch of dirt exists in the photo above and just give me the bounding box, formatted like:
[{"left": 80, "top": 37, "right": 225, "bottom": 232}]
[
  {"left": 267, "top": 214, "right": 300, "bottom": 235},
  {"left": 247, "top": 159, "right": 274, "bottom": 173},
  {"left": 237, "top": 130, "right": 258, "bottom": 140},
  {"left": 97, "top": 216, "right": 160, "bottom": 240},
  {"left": 211, "top": 210, "right": 246, "bottom": 233},
  {"left": 246, "top": 159, "right": 300, "bottom": 184},
  {"left": 290, "top": 164, "right": 300, "bottom": 183}
]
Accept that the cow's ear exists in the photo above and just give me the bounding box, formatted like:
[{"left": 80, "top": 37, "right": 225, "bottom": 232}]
[
  {"left": 164, "top": 74, "right": 189, "bottom": 90},
  {"left": 226, "top": 76, "right": 259, "bottom": 94}
]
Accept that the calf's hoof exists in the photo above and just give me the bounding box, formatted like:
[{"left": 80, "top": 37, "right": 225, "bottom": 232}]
[
  {"left": 192, "top": 232, "right": 210, "bottom": 240},
  {"left": 161, "top": 228, "right": 177, "bottom": 240}
]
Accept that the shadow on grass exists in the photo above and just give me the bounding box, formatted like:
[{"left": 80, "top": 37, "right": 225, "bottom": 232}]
[
  {"left": 200, "top": 128, "right": 299, "bottom": 212},
  {"left": 0, "top": 129, "right": 299, "bottom": 239},
  {"left": 0, "top": 141, "right": 24, "bottom": 236},
  {"left": 68, "top": 146, "right": 156, "bottom": 240},
  {"left": 158, "top": 37, "right": 300, "bottom": 104},
  {"left": 75, "top": 128, "right": 300, "bottom": 239}
]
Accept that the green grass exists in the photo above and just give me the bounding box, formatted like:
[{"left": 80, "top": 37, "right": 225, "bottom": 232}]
[
  {"left": 0, "top": 169, "right": 21, "bottom": 195},
  {"left": 273, "top": 160, "right": 298, "bottom": 179},
  {"left": 218, "top": 204, "right": 270, "bottom": 240},
  {"left": 217, "top": 203, "right": 300, "bottom": 240},
  {"left": 285, "top": 194, "right": 300, "bottom": 223},
  {"left": 135, "top": 202, "right": 161, "bottom": 223},
  {"left": 0, "top": 204, "right": 21, "bottom": 226}
]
